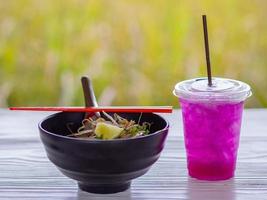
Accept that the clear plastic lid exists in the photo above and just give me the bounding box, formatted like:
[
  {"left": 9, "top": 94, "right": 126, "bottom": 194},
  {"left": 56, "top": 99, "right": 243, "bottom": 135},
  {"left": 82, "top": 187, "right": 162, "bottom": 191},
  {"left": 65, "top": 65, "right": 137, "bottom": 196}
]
[{"left": 173, "top": 77, "right": 252, "bottom": 102}]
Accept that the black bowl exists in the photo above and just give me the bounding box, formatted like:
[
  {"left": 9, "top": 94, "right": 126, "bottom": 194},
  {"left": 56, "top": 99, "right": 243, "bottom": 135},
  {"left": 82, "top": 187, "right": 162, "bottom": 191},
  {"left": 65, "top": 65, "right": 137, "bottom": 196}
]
[{"left": 38, "top": 112, "right": 169, "bottom": 194}]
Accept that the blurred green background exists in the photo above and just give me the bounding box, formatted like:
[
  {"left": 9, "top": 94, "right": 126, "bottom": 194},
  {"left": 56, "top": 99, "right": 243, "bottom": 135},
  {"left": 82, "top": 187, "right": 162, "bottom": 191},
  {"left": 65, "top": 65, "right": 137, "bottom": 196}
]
[{"left": 0, "top": 0, "right": 266, "bottom": 108}]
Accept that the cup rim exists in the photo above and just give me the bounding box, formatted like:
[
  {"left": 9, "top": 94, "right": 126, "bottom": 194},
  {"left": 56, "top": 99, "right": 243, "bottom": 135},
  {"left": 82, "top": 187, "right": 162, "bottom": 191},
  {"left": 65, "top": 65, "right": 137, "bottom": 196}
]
[{"left": 173, "top": 77, "right": 252, "bottom": 102}]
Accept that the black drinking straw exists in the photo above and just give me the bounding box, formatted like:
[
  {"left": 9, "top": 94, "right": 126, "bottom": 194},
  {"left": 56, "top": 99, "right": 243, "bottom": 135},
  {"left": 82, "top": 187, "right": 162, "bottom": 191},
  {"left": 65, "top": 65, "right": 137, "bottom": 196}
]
[{"left": 202, "top": 15, "right": 213, "bottom": 86}]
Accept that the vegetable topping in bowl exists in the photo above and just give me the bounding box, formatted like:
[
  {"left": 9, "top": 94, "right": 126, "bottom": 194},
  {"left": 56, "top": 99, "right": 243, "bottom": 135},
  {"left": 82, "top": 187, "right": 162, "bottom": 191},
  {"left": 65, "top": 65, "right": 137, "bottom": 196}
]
[{"left": 67, "top": 112, "right": 151, "bottom": 140}]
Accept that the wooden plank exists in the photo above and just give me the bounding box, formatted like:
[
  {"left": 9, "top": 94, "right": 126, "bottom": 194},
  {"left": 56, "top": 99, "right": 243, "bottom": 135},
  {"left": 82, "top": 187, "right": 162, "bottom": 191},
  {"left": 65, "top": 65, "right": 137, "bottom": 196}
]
[{"left": 0, "top": 109, "right": 267, "bottom": 199}]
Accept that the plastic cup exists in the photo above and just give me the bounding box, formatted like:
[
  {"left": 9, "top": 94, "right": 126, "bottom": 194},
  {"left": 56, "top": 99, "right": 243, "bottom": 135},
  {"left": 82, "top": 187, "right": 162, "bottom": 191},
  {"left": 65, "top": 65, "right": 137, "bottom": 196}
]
[{"left": 173, "top": 77, "right": 251, "bottom": 180}]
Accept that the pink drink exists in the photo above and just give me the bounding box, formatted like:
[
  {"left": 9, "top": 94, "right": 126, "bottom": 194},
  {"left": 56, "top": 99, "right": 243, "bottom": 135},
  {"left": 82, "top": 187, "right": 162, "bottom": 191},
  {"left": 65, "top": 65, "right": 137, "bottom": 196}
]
[
  {"left": 174, "top": 78, "right": 251, "bottom": 180},
  {"left": 180, "top": 99, "right": 243, "bottom": 180}
]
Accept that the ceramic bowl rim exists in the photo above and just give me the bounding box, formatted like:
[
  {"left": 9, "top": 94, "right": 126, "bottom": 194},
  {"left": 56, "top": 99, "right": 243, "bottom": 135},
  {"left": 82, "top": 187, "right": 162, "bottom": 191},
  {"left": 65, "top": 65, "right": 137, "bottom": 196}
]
[{"left": 38, "top": 112, "right": 169, "bottom": 143}]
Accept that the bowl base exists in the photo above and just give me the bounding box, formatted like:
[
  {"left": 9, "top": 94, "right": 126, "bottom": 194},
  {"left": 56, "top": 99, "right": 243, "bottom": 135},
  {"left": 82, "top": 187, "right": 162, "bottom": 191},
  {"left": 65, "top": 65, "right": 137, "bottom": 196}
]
[{"left": 78, "top": 182, "right": 131, "bottom": 194}]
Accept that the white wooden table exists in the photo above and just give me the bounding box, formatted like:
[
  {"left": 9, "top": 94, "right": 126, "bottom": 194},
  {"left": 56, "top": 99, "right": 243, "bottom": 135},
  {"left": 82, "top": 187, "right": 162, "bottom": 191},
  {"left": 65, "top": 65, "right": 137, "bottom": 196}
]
[{"left": 0, "top": 109, "right": 267, "bottom": 200}]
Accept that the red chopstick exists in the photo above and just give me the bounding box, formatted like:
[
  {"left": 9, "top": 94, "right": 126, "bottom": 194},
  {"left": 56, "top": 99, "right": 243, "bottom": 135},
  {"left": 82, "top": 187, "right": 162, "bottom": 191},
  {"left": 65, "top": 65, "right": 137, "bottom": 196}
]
[{"left": 9, "top": 106, "right": 173, "bottom": 113}]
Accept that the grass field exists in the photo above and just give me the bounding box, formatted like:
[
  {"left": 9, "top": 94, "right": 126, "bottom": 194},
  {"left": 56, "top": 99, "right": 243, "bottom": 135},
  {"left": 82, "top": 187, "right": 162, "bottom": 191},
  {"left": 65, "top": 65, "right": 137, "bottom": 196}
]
[{"left": 0, "top": 0, "right": 267, "bottom": 107}]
